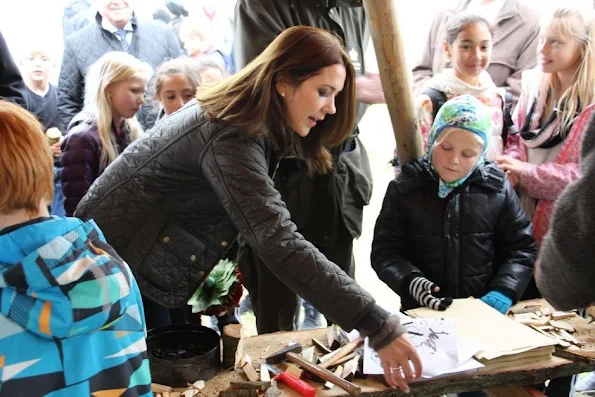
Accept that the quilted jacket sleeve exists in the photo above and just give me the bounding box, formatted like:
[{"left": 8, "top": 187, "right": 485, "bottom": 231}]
[
  {"left": 0, "top": 31, "right": 27, "bottom": 107},
  {"left": 58, "top": 38, "right": 84, "bottom": 128},
  {"left": 491, "top": 181, "right": 536, "bottom": 302},
  {"left": 61, "top": 131, "right": 99, "bottom": 217},
  {"left": 371, "top": 180, "right": 425, "bottom": 298},
  {"left": 201, "top": 134, "right": 389, "bottom": 336}
]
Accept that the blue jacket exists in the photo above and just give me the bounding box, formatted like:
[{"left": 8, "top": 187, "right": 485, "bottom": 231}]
[{"left": 0, "top": 216, "right": 151, "bottom": 396}]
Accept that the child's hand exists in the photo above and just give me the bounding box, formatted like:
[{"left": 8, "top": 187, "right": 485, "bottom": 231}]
[
  {"left": 408, "top": 277, "right": 453, "bottom": 311},
  {"left": 495, "top": 155, "right": 523, "bottom": 176},
  {"left": 480, "top": 291, "right": 512, "bottom": 314},
  {"left": 51, "top": 141, "right": 62, "bottom": 157}
]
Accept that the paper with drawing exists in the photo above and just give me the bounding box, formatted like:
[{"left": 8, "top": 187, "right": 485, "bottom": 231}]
[
  {"left": 363, "top": 317, "right": 483, "bottom": 378},
  {"left": 407, "top": 298, "right": 557, "bottom": 361}
]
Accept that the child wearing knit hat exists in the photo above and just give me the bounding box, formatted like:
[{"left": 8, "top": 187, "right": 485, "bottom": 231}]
[{"left": 371, "top": 95, "right": 537, "bottom": 315}]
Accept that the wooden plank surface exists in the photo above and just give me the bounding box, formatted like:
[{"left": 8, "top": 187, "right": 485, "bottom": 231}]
[{"left": 198, "top": 328, "right": 595, "bottom": 397}]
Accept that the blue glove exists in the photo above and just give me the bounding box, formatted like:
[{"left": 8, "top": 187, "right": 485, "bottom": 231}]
[{"left": 481, "top": 291, "right": 513, "bottom": 314}]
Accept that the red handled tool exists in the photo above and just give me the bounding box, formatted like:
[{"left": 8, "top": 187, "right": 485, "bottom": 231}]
[{"left": 263, "top": 363, "right": 317, "bottom": 397}]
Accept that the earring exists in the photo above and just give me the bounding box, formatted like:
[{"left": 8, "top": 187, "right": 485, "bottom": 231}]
[{"left": 281, "top": 92, "right": 286, "bottom": 97}]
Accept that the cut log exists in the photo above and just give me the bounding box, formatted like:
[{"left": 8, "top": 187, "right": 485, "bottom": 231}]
[
  {"left": 222, "top": 324, "right": 242, "bottom": 369},
  {"left": 219, "top": 389, "right": 257, "bottom": 397}
]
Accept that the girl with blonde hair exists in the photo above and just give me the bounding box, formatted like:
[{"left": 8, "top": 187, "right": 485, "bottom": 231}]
[
  {"left": 61, "top": 51, "right": 151, "bottom": 216},
  {"left": 497, "top": 5, "right": 595, "bottom": 246}
]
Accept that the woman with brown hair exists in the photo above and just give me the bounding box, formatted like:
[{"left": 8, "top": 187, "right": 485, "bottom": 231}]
[{"left": 75, "top": 26, "right": 422, "bottom": 391}]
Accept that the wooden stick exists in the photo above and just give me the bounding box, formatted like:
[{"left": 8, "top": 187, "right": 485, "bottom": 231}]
[
  {"left": 286, "top": 352, "right": 361, "bottom": 396},
  {"left": 325, "top": 351, "right": 357, "bottom": 369},
  {"left": 319, "top": 339, "right": 362, "bottom": 369},
  {"left": 325, "top": 366, "right": 343, "bottom": 389},
  {"left": 363, "top": 0, "right": 423, "bottom": 164}
]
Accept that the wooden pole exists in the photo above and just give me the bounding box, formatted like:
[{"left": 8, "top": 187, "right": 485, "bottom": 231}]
[{"left": 363, "top": 0, "right": 423, "bottom": 164}]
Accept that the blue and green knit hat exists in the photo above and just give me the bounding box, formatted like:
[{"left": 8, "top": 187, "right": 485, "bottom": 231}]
[
  {"left": 428, "top": 94, "right": 492, "bottom": 153},
  {"left": 427, "top": 94, "right": 493, "bottom": 198}
]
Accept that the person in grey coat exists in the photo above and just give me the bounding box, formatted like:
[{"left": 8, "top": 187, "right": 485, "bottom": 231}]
[
  {"left": 537, "top": 106, "right": 595, "bottom": 311},
  {"left": 58, "top": 0, "right": 182, "bottom": 129}
]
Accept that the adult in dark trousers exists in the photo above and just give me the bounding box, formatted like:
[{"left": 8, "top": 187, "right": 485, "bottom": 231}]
[
  {"left": 0, "top": 31, "right": 27, "bottom": 107},
  {"left": 234, "top": 0, "right": 385, "bottom": 334},
  {"left": 412, "top": 0, "right": 540, "bottom": 106},
  {"left": 58, "top": 0, "right": 183, "bottom": 130},
  {"left": 75, "top": 26, "right": 423, "bottom": 393}
]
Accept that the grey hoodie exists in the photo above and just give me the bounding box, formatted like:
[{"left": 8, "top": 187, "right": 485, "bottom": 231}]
[{"left": 537, "top": 107, "right": 595, "bottom": 310}]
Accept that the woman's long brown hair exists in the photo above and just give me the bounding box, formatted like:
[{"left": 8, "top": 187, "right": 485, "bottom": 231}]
[{"left": 197, "top": 26, "right": 356, "bottom": 175}]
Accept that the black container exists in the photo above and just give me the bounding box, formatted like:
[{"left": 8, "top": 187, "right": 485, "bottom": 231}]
[{"left": 147, "top": 324, "right": 221, "bottom": 387}]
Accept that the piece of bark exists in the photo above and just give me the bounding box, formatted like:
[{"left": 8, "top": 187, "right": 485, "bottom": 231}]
[
  {"left": 152, "top": 383, "right": 174, "bottom": 393},
  {"left": 220, "top": 389, "right": 257, "bottom": 397},
  {"left": 243, "top": 362, "right": 259, "bottom": 382},
  {"left": 223, "top": 324, "right": 242, "bottom": 369},
  {"left": 264, "top": 380, "right": 281, "bottom": 397},
  {"left": 230, "top": 381, "right": 272, "bottom": 391}
]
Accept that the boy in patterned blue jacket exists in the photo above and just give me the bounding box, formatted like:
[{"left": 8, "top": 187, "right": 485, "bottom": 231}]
[{"left": 0, "top": 100, "right": 152, "bottom": 396}]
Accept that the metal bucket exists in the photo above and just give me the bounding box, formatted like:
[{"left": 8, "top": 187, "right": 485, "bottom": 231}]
[{"left": 147, "top": 324, "right": 221, "bottom": 387}]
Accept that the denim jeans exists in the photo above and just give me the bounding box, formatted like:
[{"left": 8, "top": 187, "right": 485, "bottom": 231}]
[{"left": 50, "top": 167, "right": 66, "bottom": 217}]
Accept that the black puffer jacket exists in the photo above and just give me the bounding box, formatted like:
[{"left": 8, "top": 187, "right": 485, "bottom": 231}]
[
  {"left": 75, "top": 102, "right": 389, "bottom": 336},
  {"left": 58, "top": 13, "right": 182, "bottom": 128},
  {"left": 371, "top": 158, "right": 536, "bottom": 311}
]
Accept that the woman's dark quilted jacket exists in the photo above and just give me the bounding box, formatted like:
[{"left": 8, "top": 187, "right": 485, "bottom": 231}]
[
  {"left": 75, "top": 102, "right": 391, "bottom": 337},
  {"left": 371, "top": 158, "right": 537, "bottom": 311},
  {"left": 60, "top": 117, "right": 131, "bottom": 217}
]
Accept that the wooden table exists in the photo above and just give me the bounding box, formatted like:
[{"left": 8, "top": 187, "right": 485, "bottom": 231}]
[{"left": 199, "top": 328, "right": 595, "bottom": 397}]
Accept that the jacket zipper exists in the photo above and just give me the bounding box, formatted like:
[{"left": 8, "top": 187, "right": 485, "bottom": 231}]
[{"left": 443, "top": 193, "right": 460, "bottom": 297}]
